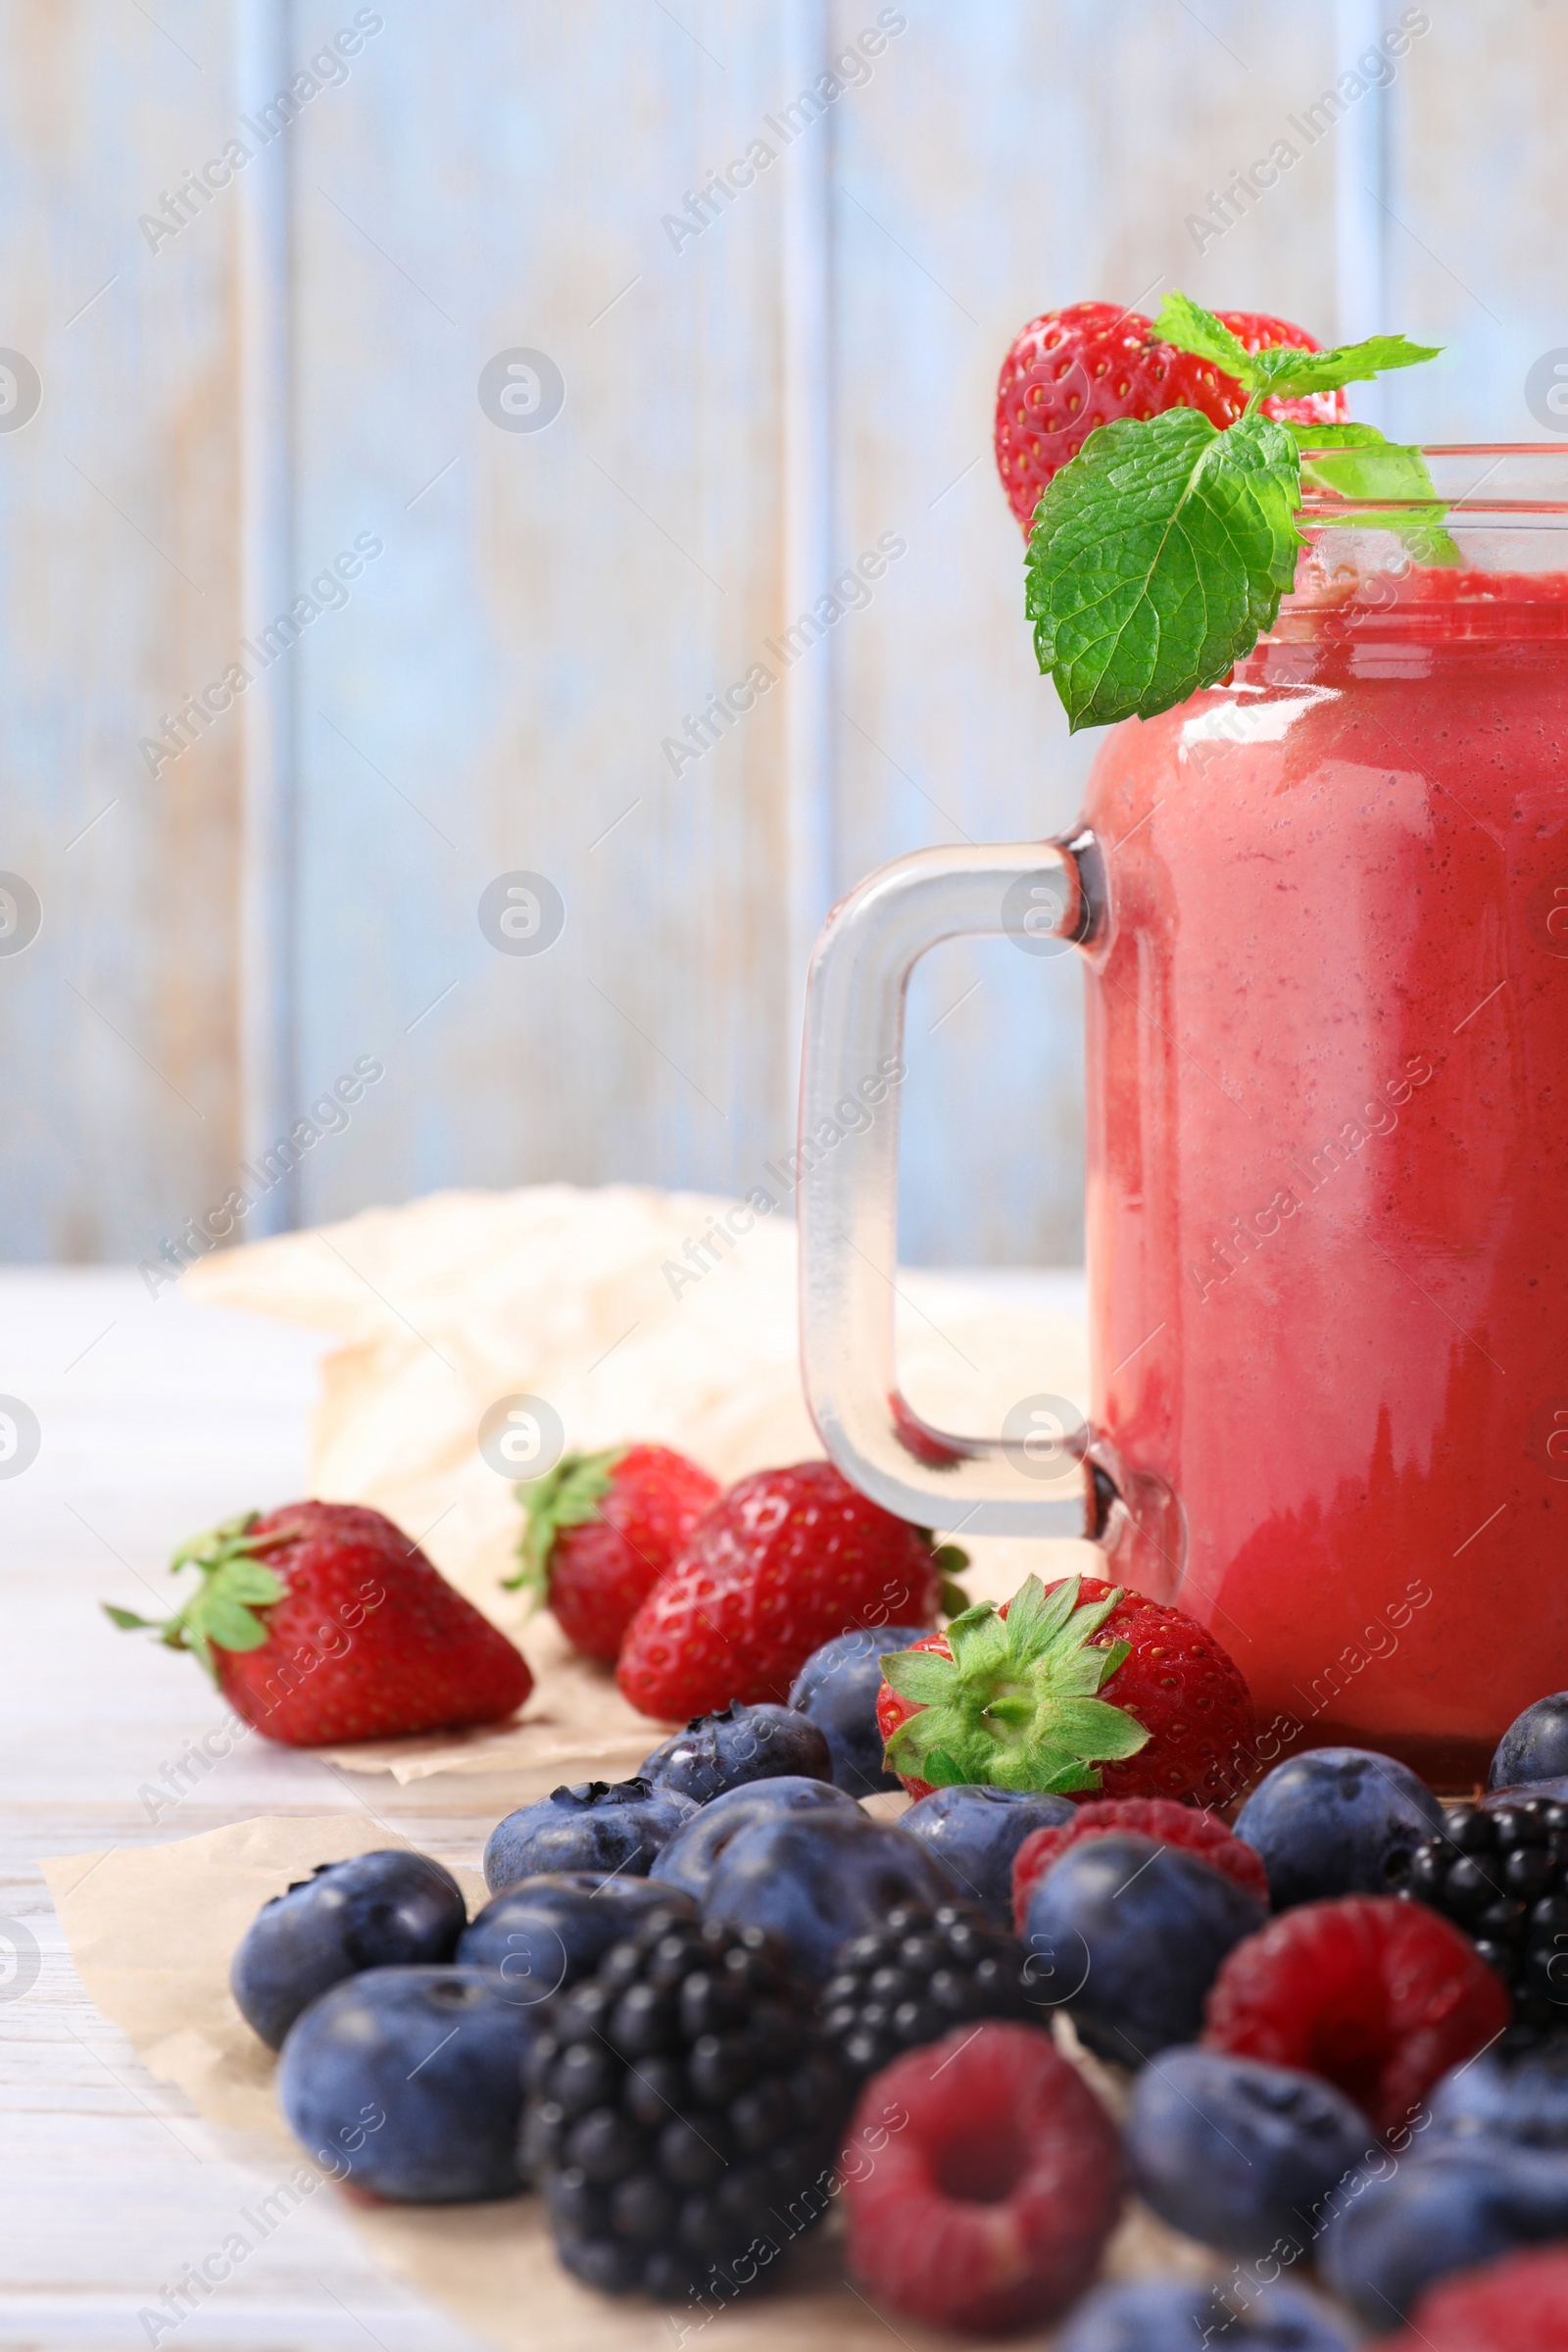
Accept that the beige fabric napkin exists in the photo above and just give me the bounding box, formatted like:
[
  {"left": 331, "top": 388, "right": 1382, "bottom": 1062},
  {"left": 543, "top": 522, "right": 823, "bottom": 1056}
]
[{"left": 41, "top": 1815, "right": 1215, "bottom": 2352}]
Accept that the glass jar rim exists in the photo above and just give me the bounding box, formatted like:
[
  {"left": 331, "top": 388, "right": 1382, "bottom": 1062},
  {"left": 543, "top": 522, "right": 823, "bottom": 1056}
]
[{"left": 1297, "top": 444, "right": 1568, "bottom": 524}]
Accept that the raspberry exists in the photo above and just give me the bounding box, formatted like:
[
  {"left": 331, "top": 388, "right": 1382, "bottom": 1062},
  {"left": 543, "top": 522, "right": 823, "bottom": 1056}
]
[
  {"left": 1389, "top": 2246, "right": 1568, "bottom": 2350},
  {"left": 1398, "top": 1796, "right": 1568, "bottom": 2029},
  {"left": 1010, "top": 1796, "right": 1269, "bottom": 1930},
  {"left": 842, "top": 2021, "right": 1121, "bottom": 2332},
  {"left": 1202, "top": 1896, "right": 1511, "bottom": 2137},
  {"left": 820, "top": 1901, "right": 1038, "bottom": 2083},
  {"left": 521, "top": 1906, "right": 848, "bottom": 2299}
]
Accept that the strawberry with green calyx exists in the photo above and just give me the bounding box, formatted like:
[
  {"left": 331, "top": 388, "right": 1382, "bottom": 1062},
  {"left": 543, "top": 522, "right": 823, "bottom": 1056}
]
[
  {"left": 1018, "top": 288, "right": 1445, "bottom": 732},
  {"left": 615, "top": 1459, "right": 957, "bottom": 1723},
  {"left": 878, "top": 1576, "right": 1150, "bottom": 1798},
  {"left": 505, "top": 1444, "right": 720, "bottom": 1664},
  {"left": 994, "top": 297, "right": 1351, "bottom": 532},
  {"left": 107, "top": 1498, "right": 533, "bottom": 1745},
  {"left": 877, "top": 1571, "right": 1256, "bottom": 1808}
]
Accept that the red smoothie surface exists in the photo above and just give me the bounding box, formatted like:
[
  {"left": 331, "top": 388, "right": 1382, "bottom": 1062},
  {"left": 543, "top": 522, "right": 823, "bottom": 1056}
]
[{"left": 1079, "top": 562, "right": 1568, "bottom": 1786}]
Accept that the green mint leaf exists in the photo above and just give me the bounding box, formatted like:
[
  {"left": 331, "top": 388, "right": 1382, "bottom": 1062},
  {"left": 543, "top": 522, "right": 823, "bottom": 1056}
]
[
  {"left": 1026, "top": 407, "right": 1302, "bottom": 730},
  {"left": 1247, "top": 332, "right": 1442, "bottom": 400},
  {"left": 1151, "top": 291, "right": 1251, "bottom": 376},
  {"left": 1287, "top": 420, "right": 1460, "bottom": 566},
  {"left": 1153, "top": 292, "right": 1443, "bottom": 404}
]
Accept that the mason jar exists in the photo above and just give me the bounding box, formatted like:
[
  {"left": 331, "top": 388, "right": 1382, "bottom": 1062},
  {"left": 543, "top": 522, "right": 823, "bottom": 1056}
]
[{"left": 798, "top": 447, "right": 1568, "bottom": 1786}]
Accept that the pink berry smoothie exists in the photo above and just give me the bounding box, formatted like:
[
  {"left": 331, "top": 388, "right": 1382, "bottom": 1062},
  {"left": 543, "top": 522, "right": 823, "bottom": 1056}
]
[{"left": 1078, "top": 565, "right": 1568, "bottom": 1785}]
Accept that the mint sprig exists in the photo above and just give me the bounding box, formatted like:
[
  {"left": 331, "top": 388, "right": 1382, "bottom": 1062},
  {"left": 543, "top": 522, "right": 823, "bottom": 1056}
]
[
  {"left": 1026, "top": 292, "right": 1445, "bottom": 728},
  {"left": 1152, "top": 293, "right": 1441, "bottom": 401},
  {"left": 103, "top": 1510, "right": 285, "bottom": 1681},
  {"left": 880, "top": 1572, "right": 1151, "bottom": 1795}
]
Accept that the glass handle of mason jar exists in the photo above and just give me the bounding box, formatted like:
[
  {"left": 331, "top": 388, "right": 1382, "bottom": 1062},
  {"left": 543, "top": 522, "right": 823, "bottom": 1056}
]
[{"left": 798, "top": 833, "right": 1180, "bottom": 1577}]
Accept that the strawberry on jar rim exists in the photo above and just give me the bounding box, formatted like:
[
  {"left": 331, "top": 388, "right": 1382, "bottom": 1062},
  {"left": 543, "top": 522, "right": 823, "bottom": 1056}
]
[
  {"left": 994, "top": 298, "right": 1348, "bottom": 533},
  {"left": 107, "top": 1499, "right": 532, "bottom": 1744},
  {"left": 504, "top": 1444, "right": 720, "bottom": 1664},
  {"left": 876, "top": 1572, "right": 1255, "bottom": 1808}
]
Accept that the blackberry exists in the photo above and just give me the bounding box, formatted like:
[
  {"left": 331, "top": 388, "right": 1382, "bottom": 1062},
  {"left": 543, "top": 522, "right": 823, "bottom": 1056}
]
[
  {"left": 819, "top": 1900, "right": 1040, "bottom": 2082},
  {"left": 520, "top": 1905, "right": 849, "bottom": 2300},
  {"left": 1397, "top": 1797, "right": 1568, "bottom": 2029}
]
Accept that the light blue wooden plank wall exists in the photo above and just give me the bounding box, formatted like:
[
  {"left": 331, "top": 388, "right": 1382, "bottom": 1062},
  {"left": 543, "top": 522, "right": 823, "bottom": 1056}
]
[{"left": 0, "top": 1, "right": 1555, "bottom": 1267}]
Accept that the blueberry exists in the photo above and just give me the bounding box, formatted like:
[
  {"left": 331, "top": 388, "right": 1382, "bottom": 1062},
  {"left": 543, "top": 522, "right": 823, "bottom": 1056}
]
[
  {"left": 1020, "top": 1832, "right": 1265, "bottom": 2066},
  {"left": 637, "top": 1700, "right": 832, "bottom": 1804},
  {"left": 229, "top": 1849, "right": 466, "bottom": 2050},
  {"left": 1233, "top": 1748, "right": 1445, "bottom": 1908},
  {"left": 1426, "top": 2040, "right": 1568, "bottom": 2148},
  {"left": 1319, "top": 2145, "right": 1540, "bottom": 2325},
  {"left": 483, "top": 1779, "right": 696, "bottom": 1893},
  {"left": 1126, "top": 2047, "right": 1373, "bottom": 2259},
  {"left": 1492, "top": 1695, "right": 1568, "bottom": 1790},
  {"left": 1057, "top": 2277, "right": 1351, "bottom": 2351},
  {"left": 701, "top": 1809, "right": 958, "bottom": 1984},
  {"left": 1489, "top": 1775, "right": 1568, "bottom": 1809},
  {"left": 787, "top": 1627, "right": 931, "bottom": 1795},
  {"left": 277, "top": 1966, "right": 542, "bottom": 2200},
  {"left": 649, "top": 1776, "right": 858, "bottom": 1900},
  {"left": 457, "top": 1872, "right": 695, "bottom": 2003},
  {"left": 899, "top": 1785, "right": 1075, "bottom": 1929}
]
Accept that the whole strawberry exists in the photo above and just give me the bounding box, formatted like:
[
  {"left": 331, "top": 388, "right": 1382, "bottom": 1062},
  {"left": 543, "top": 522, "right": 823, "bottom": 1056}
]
[
  {"left": 107, "top": 1500, "right": 532, "bottom": 1744},
  {"left": 614, "top": 1460, "right": 960, "bottom": 1722},
  {"left": 994, "top": 298, "right": 1348, "bottom": 532},
  {"left": 877, "top": 1573, "right": 1254, "bottom": 1807},
  {"left": 503, "top": 1444, "right": 718, "bottom": 1663}
]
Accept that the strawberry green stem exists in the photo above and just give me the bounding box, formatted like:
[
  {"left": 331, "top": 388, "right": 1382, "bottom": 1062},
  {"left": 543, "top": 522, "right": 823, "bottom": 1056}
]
[
  {"left": 503, "top": 1449, "right": 626, "bottom": 1603},
  {"left": 880, "top": 1573, "right": 1151, "bottom": 1796},
  {"left": 102, "top": 1510, "right": 283, "bottom": 1682}
]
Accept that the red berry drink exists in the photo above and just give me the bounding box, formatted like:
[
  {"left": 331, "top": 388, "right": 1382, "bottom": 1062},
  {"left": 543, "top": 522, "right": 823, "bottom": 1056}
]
[{"left": 1080, "top": 511, "right": 1568, "bottom": 1783}]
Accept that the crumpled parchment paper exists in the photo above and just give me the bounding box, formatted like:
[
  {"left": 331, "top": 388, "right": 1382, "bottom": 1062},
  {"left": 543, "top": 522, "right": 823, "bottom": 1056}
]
[
  {"left": 40, "top": 1188, "right": 1257, "bottom": 2347},
  {"left": 41, "top": 1814, "right": 1213, "bottom": 2352}
]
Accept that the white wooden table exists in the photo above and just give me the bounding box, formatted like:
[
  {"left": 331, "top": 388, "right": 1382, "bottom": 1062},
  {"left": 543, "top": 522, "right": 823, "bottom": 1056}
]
[
  {"left": 0, "top": 1270, "right": 494, "bottom": 2352},
  {"left": 0, "top": 1263, "right": 1087, "bottom": 2352}
]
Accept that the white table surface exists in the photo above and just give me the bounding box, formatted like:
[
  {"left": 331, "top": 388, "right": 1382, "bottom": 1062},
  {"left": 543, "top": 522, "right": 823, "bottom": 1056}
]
[{"left": 0, "top": 1263, "right": 1086, "bottom": 2352}]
